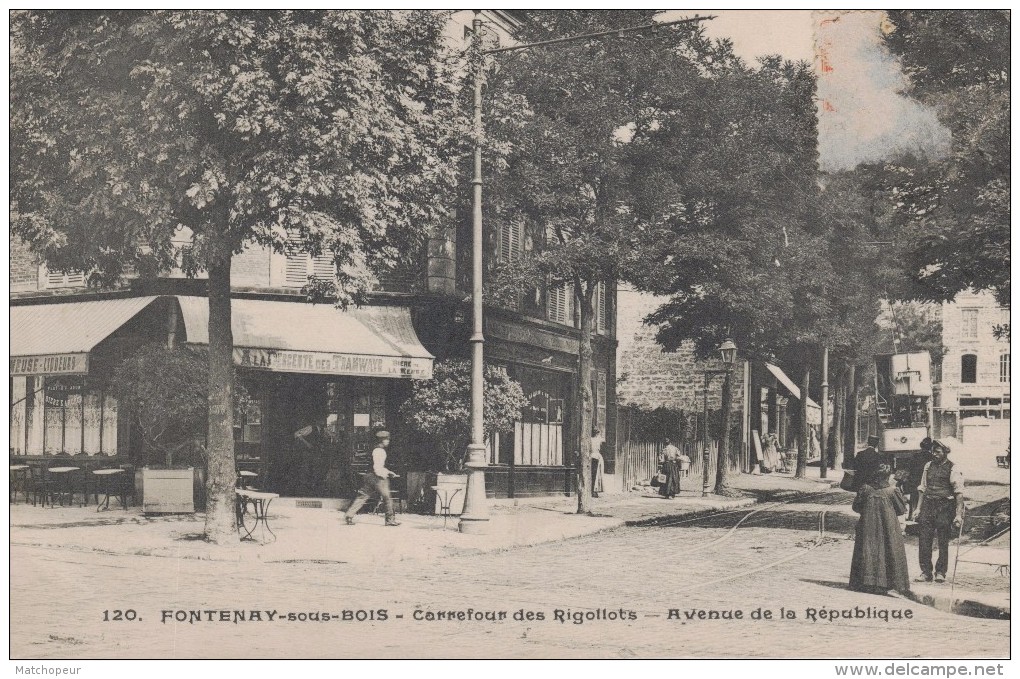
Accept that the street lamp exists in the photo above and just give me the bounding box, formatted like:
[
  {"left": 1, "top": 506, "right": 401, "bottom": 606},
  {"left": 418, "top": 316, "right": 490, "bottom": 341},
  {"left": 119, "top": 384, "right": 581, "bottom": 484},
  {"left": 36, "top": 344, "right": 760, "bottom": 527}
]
[
  {"left": 458, "top": 12, "right": 714, "bottom": 533},
  {"left": 702, "top": 338, "right": 738, "bottom": 497}
]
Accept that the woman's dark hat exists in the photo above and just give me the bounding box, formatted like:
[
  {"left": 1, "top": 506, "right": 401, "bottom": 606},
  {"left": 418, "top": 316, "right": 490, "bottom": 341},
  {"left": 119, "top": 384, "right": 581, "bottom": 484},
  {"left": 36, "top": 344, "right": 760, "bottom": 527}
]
[{"left": 867, "top": 435, "right": 880, "bottom": 447}]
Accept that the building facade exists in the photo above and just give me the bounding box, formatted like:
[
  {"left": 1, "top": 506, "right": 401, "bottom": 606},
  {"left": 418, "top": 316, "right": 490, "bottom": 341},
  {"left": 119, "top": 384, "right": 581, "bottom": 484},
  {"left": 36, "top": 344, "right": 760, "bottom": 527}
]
[
  {"left": 933, "top": 290, "right": 1010, "bottom": 450},
  {"left": 9, "top": 10, "right": 613, "bottom": 500}
]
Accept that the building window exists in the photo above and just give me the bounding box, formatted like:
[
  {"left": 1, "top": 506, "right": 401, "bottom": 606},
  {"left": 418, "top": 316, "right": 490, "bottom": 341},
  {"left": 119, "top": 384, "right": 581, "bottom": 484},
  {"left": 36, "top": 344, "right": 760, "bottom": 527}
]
[
  {"left": 547, "top": 282, "right": 574, "bottom": 326},
  {"left": 961, "top": 308, "right": 979, "bottom": 339},
  {"left": 497, "top": 220, "right": 522, "bottom": 264},
  {"left": 10, "top": 376, "right": 118, "bottom": 456},
  {"left": 511, "top": 366, "right": 570, "bottom": 466},
  {"left": 1000, "top": 354, "right": 1010, "bottom": 383},
  {"left": 961, "top": 354, "right": 978, "bottom": 384},
  {"left": 283, "top": 232, "right": 334, "bottom": 287}
]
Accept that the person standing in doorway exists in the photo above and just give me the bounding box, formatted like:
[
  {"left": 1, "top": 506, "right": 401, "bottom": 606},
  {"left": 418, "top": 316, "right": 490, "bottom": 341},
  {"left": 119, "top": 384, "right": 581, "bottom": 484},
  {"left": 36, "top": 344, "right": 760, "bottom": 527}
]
[
  {"left": 914, "top": 440, "right": 964, "bottom": 583},
  {"left": 344, "top": 430, "right": 400, "bottom": 526}
]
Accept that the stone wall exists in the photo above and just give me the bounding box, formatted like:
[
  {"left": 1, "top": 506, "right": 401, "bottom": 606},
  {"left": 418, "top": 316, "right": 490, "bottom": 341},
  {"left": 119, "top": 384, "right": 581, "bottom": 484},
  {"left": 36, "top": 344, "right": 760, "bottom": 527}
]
[
  {"left": 616, "top": 288, "right": 745, "bottom": 413},
  {"left": 10, "top": 236, "right": 40, "bottom": 292}
]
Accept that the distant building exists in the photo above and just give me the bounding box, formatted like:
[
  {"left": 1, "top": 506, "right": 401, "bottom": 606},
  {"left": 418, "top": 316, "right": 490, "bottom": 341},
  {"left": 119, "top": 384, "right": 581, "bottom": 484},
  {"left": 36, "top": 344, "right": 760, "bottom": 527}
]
[{"left": 933, "top": 290, "right": 1010, "bottom": 450}]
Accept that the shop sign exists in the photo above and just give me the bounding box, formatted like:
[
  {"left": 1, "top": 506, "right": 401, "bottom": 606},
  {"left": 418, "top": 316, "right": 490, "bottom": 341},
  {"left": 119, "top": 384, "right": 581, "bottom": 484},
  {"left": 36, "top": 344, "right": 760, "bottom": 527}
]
[
  {"left": 234, "top": 348, "right": 433, "bottom": 379},
  {"left": 45, "top": 378, "right": 84, "bottom": 407},
  {"left": 10, "top": 353, "right": 89, "bottom": 376}
]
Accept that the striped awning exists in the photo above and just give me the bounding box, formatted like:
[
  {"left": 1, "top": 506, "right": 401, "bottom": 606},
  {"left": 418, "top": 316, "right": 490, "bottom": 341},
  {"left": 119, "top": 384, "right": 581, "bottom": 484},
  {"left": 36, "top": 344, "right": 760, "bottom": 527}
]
[
  {"left": 10, "top": 296, "right": 161, "bottom": 376},
  {"left": 175, "top": 297, "right": 433, "bottom": 379}
]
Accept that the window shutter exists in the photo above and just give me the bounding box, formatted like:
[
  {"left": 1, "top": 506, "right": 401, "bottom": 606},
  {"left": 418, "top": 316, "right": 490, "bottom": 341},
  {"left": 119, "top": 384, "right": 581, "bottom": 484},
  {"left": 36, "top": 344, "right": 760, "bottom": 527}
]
[
  {"left": 309, "top": 253, "right": 334, "bottom": 280},
  {"left": 283, "top": 231, "right": 335, "bottom": 287},
  {"left": 498, "top": 221, "right": 522, "bottom": 263},
  {"left": 45, "top": 268, "right": 85, "bottom": 288},
  {"left": 596, "top": 281, "right": 607, "bottom": 334}
]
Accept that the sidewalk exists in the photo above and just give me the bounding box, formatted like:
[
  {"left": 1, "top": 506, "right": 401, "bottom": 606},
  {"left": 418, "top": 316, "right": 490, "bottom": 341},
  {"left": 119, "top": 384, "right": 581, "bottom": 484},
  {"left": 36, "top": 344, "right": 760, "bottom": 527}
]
[{"left": 8, "top": 470, "right": 831, "bottom": 566}]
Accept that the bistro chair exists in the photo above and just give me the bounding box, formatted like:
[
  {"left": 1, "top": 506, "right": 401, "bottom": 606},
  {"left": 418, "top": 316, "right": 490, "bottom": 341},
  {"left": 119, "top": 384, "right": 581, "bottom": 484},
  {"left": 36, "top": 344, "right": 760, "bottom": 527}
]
[{"left": 27, "top": 465, "right": 55, "bottom": 507}]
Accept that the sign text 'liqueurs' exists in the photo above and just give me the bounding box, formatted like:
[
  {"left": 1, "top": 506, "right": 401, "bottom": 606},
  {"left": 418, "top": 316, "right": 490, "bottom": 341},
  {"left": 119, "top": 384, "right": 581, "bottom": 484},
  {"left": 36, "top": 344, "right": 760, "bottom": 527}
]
[{"left": 10, "top": 353, "right": 89, "bottom": 376}]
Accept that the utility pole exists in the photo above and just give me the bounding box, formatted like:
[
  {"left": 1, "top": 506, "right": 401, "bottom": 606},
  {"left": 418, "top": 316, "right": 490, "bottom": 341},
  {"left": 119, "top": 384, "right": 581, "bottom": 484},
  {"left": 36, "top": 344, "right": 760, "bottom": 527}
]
[{"left": 460, "top": 12, "right": 714, "bottom": 531}]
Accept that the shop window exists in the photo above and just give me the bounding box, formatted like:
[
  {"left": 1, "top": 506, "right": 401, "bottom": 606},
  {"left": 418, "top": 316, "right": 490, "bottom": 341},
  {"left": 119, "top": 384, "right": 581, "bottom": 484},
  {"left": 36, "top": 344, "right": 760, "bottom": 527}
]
[
  {"left": 1000, "top": 354, "right": 1010, "bottom": 383},
  {"left": 511, "top": 367, "right": 570, "bottom": 466},
  {"left": 234, "top": 398, "right": 262, "bottom": 444},
  {"left": 960, "top": 309, "right": 979, "bottom": 339},
  {"left": 961, "top": 354, "right": 978, "bottom": 384},
  {"left": 11, "top": 376, "right": 118, "bottom": 456}
]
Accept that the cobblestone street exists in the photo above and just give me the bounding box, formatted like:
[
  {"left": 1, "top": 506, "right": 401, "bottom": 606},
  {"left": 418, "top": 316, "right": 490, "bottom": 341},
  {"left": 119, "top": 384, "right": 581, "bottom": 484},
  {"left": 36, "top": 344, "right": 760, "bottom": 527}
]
[{"left": 10, "top": 490, "right": 1009, "bottom": 659}]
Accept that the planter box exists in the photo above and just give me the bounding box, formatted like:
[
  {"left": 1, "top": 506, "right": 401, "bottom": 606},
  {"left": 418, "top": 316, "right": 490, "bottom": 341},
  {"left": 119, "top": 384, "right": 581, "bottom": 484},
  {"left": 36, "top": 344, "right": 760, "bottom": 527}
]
[
  {"left": 139, "top": 467, "right": 196, "bottom": 514},
  {"left": 434, "top": 473, "right": 468, "bottom": 516}
]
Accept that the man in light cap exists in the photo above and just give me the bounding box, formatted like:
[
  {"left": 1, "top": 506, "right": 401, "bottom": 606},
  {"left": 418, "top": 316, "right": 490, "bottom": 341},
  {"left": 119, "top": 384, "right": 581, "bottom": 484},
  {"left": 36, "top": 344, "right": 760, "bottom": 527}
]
[
  {"left": 344, "top": 430, "right": 400, "bottom": 526},
  {"left": 914, "top": 439, "right": 964, "bottom": 582}
]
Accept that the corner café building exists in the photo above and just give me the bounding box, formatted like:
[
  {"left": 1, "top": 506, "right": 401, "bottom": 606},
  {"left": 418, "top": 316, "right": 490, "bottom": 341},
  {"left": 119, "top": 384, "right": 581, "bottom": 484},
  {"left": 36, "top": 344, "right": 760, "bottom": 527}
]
[{"left": 10, "top": 294, "right": 434, "bottom": 498}]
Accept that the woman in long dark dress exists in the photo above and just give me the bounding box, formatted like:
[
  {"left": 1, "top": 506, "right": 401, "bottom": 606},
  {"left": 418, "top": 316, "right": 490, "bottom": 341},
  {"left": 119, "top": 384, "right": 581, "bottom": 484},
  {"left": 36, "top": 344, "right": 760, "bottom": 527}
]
[
  {"left": 849, "top": 467, "right": 911, "bottom": 595},
  {"left": 658, "top": 439, "right": 683, "bottom": 499}
]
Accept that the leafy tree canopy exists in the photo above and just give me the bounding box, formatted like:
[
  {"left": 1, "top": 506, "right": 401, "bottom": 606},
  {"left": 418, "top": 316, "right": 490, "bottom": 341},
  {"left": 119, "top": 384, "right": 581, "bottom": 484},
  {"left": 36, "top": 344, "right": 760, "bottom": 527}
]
[
  {"left": 878, "top": 10, "right": 1010, "bottom": 308},
  {"left": 11, "top": 9, "right": 464, "bottom": 302}
]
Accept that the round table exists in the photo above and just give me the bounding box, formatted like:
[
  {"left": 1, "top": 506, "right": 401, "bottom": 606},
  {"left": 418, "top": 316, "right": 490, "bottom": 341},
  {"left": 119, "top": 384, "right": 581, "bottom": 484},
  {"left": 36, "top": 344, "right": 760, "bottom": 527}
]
[{"left": 93, "top": 468, "right": 128, "bottom": 511}]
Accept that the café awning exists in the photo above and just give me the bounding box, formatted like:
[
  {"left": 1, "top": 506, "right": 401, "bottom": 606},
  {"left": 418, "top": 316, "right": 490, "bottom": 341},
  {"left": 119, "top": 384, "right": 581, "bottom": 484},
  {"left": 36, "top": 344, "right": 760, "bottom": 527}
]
[
  {"left": 764, "top": 362, "right": 821, "bottom": 410},
  {"left": 10, "top": 296, "right": 162, "bottom": 376},
  {"left": 175, "top": 296, "right": 434, "bottom": 379}
]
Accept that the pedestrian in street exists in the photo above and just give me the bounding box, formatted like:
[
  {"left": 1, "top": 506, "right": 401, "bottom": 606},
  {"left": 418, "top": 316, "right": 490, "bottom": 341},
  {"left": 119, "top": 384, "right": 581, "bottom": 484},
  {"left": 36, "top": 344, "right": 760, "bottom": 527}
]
[
  {"left": 658, "top": 437, "right": 683, "bottom": 499},
  {"left": 851, "top": 435, "right": 885, "bottom": 492},
  {"left": 914, "top": 440, "right": 964, "bottom": 583},
  {"left": 590, "top": 428, "right": 605, "bottom": 498},
  {"left": 344, "top": 430, "right": 401, "bottom": 527},
  {"left": 849, "top": 464, "right": 911, "bottom": 595},
  {"left": 906, "top": 437, "right": 935, "bottom": 521}
]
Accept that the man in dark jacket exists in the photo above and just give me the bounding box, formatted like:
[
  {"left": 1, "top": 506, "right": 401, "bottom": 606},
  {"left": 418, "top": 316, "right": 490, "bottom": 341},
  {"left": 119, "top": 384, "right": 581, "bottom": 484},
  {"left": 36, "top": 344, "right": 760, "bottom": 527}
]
[{"left": 914, "top": 440, "right": 965, "bottom": 583}]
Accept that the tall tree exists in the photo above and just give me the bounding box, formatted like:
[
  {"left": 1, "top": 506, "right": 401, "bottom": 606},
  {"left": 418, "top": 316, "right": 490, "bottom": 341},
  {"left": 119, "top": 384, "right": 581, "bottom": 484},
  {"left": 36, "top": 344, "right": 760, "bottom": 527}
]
[
  {"left": 483, "top": 11, "right": 743, "bottom": 512},
  {"left": 880, "top": 10, "right": 1010, "bottom": 309},
  {"left": 11, "top": 10, "right": 461, "bottom": 542}
]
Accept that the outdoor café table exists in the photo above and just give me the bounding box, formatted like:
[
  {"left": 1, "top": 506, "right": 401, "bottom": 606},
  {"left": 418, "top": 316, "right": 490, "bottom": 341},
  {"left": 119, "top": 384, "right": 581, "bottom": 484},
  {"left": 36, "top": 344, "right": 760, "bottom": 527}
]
[
  {"left": 431, "top": 485, "right": 462, "bottom": 530},
  {"left": 47, "top": 467, "right": 81, "bottom": 507},
  {"left": 93, "top": 468, "right": 127, "bottom": 511},
  {"left": 235, "top": 488, "right": 279, "bottom": 543},
  {"left": 9, "top": 465, "right": 30, "bottom": 503}
]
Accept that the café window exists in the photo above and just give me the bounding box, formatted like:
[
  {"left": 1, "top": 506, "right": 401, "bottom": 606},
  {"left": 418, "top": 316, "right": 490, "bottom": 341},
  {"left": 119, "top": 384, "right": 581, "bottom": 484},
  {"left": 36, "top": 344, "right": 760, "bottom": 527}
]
[
  {"left": 10, "top": 376, "right": 118, "bottom": 456},
  {"left": 1000, "top": 354, "right": 1010, "bottom": 383},
  {"left": 234, "top": 392, "right": 263, "bottom": 460},
  {"left": 961, "top": 354, "right": 978, "bottom": 384}
]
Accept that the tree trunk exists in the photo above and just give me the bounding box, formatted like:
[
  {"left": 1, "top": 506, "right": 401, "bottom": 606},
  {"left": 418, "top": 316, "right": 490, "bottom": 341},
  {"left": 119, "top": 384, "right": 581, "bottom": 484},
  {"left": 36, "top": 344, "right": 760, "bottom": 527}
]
[
  {"left": 795, "top": 368, "right": 810, "bottom": 478},
  {"left": 714, "top": 368, "right": 733, "bottom": 494},
  {"left": 204, "top": 236, "right": 238, "bottom": 544},
  {"left": 575, "top": 285, "right": 594, "bottom": 515},
  {"left": 831, "top": 366, "right": 845, "bottom": 470},
  {"left": 844, "top": 364, "right": 858, "bottom": 466}
]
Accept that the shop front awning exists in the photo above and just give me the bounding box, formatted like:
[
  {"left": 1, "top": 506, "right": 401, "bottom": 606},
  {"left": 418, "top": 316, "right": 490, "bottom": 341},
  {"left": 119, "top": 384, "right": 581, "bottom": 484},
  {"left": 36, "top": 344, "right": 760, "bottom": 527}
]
[
  {"left": 175, "top": 296, "right": 434, "bottom": 379},
  {"left": 10, "top": 296, "right": 162, "bottom": 376},
  {"left": 764, "top": 362, "right": 821, "bottom": 410}
]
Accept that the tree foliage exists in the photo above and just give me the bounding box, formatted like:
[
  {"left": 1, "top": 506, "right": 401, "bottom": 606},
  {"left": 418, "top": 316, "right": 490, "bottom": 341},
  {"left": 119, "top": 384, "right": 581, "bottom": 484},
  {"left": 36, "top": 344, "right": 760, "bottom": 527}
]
[
  {"left": 11, "top": 9, "right": 463, "bottom": 299},
  {"left": 108, "top": 344, "right": 209, "bottom": 468},
  {"left": 399, "top": 360, "right": 527, "bottom": 472},
  {"left": 879, "top": 10, "right": 1010, "bottom": 308}
]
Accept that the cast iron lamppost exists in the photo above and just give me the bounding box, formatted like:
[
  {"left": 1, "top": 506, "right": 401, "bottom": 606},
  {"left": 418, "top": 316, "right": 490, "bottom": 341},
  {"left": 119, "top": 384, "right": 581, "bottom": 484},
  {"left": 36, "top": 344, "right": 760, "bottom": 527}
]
[
  {"left": 702, "top": 338, "right": 738, "bottom": 497},
  {"left": 459, "top": 12, "right": 714, "bottom": 533}
]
